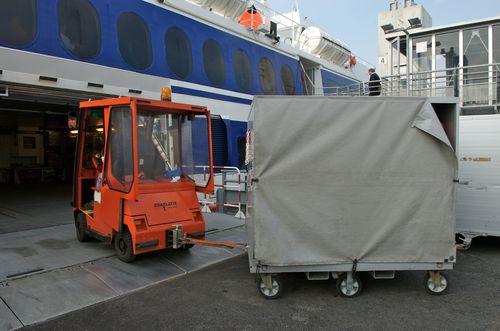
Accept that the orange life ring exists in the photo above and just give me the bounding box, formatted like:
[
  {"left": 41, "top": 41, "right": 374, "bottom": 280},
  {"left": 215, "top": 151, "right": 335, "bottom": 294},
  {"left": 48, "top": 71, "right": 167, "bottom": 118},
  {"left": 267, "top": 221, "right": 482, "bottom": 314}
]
[
  {"left": 239, "top": 7, "right": 264, "bottom": 30},
  {"left": 349, "top": 55, "right": 357, "bottom": 67}
]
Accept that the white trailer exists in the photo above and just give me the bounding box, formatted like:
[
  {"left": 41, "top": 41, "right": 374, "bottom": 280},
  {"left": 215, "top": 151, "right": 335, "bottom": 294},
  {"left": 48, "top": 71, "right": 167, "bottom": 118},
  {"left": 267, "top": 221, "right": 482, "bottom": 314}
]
[
  {"left": 247, "top": 96, "right": 459, "bottom": 298},
  {"left": 457, "top": 115, "right": 500, "bottom": 247}
]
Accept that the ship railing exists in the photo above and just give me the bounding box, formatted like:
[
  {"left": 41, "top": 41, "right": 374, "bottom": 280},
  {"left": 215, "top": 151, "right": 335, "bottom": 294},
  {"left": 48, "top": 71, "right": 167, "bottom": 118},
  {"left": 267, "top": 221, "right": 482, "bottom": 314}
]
[
  {"left": 253, "top": 2, "right": 372, "bottom": 68},
  {"left": 323, "top": 63, "right": 500, "bottom": 113}
]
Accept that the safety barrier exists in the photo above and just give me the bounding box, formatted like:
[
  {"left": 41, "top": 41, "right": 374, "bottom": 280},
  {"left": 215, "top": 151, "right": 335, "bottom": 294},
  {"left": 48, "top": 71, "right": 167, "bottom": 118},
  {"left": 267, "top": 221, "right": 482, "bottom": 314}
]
[{"left": 196, "top": 166, "right": 247, "bottom": 220}]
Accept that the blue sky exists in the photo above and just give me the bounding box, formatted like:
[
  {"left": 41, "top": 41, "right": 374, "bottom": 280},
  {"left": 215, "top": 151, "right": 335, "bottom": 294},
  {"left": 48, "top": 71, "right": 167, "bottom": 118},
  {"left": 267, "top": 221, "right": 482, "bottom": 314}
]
[{"left": 268, "top": 0, "right": 500, "bottom": 66}]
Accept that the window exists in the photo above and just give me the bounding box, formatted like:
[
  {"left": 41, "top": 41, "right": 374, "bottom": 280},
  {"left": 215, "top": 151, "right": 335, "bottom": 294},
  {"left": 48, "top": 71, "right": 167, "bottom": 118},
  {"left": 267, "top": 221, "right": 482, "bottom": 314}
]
[
  {"left": 233, "top": 49, "right": 252, "bottom": 92},
  {"left": 106, "top": 107, "right": 134, "bottom": 193},
  {"left": 259, "top": 57, "right": 276, "bottom": 95},
  {"left": 436, "top": 32, "right": 459, "bottom": 70},
  {"left": 181, "top": 115, "right": 212, "bottom": 188},
  {"left": 464, "top": 27, "right": 489, "bottom": 68},
  {"left": 58, "top": 0, "right": 101, "bottom": 59},
  {"left": 493, "top": 25, "right": 500, "bottom": 66},
  {"left": 412, "top": 36, "right": 432, "bottom": 72},
  {"left": 411, "top": 36, "right": 432, "bottom": 95},
  {"left": 435, "top": 32, "right": 459, "bottom": 96},
  {"left": 117, "top": 13, "right": 152, "bottom": 70},
  {"left": 463, "top": 27, "right": 489, "bottom": 105},
  {"left": 135, "top": 111, "right": 211, "bottom": 188},
  {"left": 494, "top": 25, "right": 500, "bottom": 105},
  {"left": 137, "top": 112, "right": 181, "bottom": 181},
  {"left": 0, "top": 0, "right": 37, "bottom": 46},
  {"left": 165, "top": 27, "right": 193, "bottom": 79},
  {"left": 281, "top": 65, "right": 295, "bottom": 95},
  {"left": 82, "top": 108, "right": 104, "bottom": 169},
  {"left": 391, "top": 36, "right": 407, "bottom": 75},
  {"left": 203, "top": 39, "right": 225, "bottom": 86}
]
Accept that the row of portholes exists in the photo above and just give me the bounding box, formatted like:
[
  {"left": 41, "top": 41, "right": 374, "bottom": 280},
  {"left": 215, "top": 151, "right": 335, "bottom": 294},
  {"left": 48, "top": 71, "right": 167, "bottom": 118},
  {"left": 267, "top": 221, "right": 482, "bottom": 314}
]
[{"left": 0, "top": 0, "right": 296, "bottom": 95}]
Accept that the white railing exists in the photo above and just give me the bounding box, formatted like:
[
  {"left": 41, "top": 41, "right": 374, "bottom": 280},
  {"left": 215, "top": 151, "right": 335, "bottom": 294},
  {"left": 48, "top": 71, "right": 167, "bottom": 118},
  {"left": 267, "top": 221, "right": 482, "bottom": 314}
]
[
  {"left": 322, "top": 63, "right": 500, "bottom": 112},
  {"left": 184, "top": 0, "right": 373, "bottom": 70},
  {"left": 195, "top": 166, "right": 247, "bottom": 219}
]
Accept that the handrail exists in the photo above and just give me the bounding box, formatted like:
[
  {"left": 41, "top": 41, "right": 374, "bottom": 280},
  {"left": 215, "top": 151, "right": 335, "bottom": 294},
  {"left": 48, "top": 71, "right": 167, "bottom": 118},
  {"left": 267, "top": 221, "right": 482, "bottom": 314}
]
[
  {"left": 181, "top": 0, "right": 374, "bottom": 69},
  {"left": 193, "top": 165, "right": 247, "bottom": 219},
  {"left": 322, "top": 63, "right": 500, "bottom": 112}
]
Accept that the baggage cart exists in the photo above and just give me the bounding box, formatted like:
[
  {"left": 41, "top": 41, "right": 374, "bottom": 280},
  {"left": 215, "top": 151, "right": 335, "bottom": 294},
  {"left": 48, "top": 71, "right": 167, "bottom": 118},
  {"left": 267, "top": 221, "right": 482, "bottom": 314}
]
[{"left": 246, "top": 96, "right": 459, "bottom": 298}]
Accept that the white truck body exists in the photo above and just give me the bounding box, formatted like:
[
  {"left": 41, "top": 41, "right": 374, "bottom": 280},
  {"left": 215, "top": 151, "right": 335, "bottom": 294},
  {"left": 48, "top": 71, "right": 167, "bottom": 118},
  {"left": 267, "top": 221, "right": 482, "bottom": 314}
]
[{"left": 457, "top": 115, "right": 500, "bottom": 243}]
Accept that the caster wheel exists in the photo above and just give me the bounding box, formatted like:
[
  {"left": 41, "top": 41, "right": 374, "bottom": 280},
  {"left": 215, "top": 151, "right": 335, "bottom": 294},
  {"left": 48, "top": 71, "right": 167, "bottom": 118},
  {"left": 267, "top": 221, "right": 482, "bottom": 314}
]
[
  {"left": 258, "top": 275, "right": 283, "bottom": 300},
  {"left": 425, "top": 272, "right": 448, "bottom": 295},
  {"left": 114, "top": 228, "right": 136, "bottom": 263},
  {"left": 75, "top": 213, "right": 89, "bottom": 242},
  {"left": 456, "top": 234, "right": 472, "bottom": 250},
  {"left": 336, "top": 273, "right": 362, "bottom": 298}
]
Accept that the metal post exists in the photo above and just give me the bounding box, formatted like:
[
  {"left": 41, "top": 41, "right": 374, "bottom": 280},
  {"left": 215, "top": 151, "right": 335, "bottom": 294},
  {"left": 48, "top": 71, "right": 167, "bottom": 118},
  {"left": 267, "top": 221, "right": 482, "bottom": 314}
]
[
  {"left": 201, "top": 165, "right": 212, "bottom": 213},
  {"left": 459, "top": 29, "right": 464, "bottom": 108},
  {"left": 488, "top": 25, "right": 494, "bottom": 107}
]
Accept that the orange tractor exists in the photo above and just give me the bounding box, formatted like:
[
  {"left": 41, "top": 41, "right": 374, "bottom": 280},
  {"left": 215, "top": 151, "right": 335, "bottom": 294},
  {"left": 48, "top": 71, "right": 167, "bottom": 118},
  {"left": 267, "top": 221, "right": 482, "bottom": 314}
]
[{"left": 73, "top": 97, "right": 219, "bottom": 262}]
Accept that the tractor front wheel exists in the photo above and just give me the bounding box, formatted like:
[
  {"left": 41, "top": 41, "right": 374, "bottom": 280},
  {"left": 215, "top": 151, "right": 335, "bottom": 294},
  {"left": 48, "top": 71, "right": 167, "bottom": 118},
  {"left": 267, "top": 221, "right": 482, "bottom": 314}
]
[
  {"left": 75, "top": 213, "right": 89, "bottom": 243},
  {"left": 114, "top": 228, "right": 136, "bottom": 263},
  {"left": 178, "top": 244, "right": 195, "bottom": 251}
]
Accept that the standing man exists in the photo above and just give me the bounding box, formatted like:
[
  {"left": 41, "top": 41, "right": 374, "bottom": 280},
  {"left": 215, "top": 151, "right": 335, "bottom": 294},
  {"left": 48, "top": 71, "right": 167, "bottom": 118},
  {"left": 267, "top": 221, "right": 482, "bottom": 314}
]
[{"left": 368, "top": 68, "right": 381, "bottom": 96}]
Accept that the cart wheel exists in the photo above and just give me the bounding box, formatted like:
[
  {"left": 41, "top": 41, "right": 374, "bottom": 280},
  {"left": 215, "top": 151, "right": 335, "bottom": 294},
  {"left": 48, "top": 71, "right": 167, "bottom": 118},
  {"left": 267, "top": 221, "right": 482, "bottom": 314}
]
[
  {"left": 114, "top": 228, "right": 136, "bottom": 263},
  {"left": 258, "top": 275, "right": 283, "bottom": 300},
  {"left": 75, "top": 213, "right": 89, "bottom": 243},
  {"left": 336, "top": 273, "right": 362, "bottom": 298},
  {"left": 425, "top": 271, "right": 448, "bottom": 295},
  {"left": 456, "top": 234, "right": 473, "bottom": 250}
]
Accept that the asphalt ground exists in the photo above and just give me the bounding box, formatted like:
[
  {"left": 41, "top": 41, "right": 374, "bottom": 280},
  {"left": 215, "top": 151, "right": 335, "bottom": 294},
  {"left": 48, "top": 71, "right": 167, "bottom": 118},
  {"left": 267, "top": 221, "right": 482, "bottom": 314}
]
[{"left": 26, "top": 237, "right": 500, "bottom": 331}]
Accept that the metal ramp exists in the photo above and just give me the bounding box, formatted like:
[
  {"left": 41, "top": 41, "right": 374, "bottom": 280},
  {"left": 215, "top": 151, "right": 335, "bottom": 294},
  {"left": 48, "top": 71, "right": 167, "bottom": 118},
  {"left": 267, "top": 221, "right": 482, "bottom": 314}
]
[{"left": 0, "top": 213, "right": 246, "bottom": 331}]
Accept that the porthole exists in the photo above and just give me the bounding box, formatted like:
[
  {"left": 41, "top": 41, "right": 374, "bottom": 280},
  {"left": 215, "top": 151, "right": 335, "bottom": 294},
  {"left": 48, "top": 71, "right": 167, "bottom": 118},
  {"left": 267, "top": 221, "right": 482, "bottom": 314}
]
[
  {"left": 0, "top": 0, "right": 37, "bottom": 46},
  {"left": 281, "top": 64, "right": 295, "bottom": 95},
  {"left": 165, "top": 27, "right": 193, "bottom": 79},
  {"left": 259, "top": 57, "right": 276, "bottom": 95},
  {"left": 203, "top": 39, "right": 226, "bottom": 86},
  {"left": 58, "top": 0, "right": 101, "bottom": 59},
  {"left": 117, "top": 13, "right": 152, "bottom": 70},
  {"left": 233, "top": 49, "right": 252, "bottom": 92}
]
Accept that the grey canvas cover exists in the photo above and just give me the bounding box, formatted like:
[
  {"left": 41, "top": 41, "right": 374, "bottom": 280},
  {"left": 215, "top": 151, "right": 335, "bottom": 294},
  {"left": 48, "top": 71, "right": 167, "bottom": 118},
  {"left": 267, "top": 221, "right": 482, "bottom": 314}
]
[{"left": 247, "top": 96, "right": 457, "bottom": 267}]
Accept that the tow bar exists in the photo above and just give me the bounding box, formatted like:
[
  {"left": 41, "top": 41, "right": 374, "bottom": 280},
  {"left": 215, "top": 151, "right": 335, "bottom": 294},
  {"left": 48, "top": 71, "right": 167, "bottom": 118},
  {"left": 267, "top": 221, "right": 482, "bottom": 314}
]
[{"left": 172, "top": 225, "right": 245, "bottom": 249}]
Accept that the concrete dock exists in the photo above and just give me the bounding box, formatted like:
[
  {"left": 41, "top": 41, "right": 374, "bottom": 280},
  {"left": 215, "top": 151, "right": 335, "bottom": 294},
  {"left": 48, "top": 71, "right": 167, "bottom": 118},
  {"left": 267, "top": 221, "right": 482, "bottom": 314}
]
[{"left": 0, "top": 213, "right": 246, "bottom": 331}]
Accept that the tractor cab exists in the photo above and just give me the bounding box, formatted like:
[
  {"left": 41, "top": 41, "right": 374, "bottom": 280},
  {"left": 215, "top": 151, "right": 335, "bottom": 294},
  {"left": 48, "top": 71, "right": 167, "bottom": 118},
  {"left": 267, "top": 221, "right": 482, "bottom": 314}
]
[{"left": 73, "top": 97, "right": 214, "bottom": 262}]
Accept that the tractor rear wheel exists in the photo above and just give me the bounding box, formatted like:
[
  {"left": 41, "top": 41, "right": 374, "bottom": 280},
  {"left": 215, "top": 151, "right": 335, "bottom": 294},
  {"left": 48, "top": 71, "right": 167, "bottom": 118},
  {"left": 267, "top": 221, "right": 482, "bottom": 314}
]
[
  {"left": 75, "top": 213, "right": 89, "bottom": 242},
  {"left": 114, "top": 228, "right": 136, "bottom": 263}
]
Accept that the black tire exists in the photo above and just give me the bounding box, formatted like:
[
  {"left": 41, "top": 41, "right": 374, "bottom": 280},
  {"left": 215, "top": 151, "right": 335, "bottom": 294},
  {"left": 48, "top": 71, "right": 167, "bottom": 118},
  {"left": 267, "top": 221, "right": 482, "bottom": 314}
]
[
  {"left": 336, "top": 273, "right": 363, "bottom": 298},
  {"left": 75, "top": 213, "right": 89, "bottom": 242},
  {"left": 257, "top": 275, "right": 283, "bottom": 300},
  {"left": 425, "top": 272, "right": 448, "bottom": 295},
  {"left": 114, "top": 228, "right": 136, "bottom": 263},
  {"left": 178, "top": 244, "right": 195, "bottom": 251}
]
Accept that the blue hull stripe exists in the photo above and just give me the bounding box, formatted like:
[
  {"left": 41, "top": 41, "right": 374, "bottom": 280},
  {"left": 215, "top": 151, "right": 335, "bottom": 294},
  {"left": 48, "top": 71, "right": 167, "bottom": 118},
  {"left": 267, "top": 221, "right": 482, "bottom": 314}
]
[{"left": 172, "top": 86, "right": 253, "bottom": 105}]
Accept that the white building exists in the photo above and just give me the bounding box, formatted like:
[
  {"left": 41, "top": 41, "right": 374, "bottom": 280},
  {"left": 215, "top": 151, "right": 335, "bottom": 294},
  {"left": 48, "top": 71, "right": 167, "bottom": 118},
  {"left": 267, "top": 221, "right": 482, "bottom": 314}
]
[{"left": 378, "top": 0, "right": 500, "bottom": 114}]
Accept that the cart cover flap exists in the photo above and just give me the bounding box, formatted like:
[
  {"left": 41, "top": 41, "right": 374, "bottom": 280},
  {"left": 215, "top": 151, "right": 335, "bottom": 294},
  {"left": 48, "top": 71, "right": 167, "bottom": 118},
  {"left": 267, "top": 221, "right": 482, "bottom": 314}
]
[{"left": 248, "top": 97, "right": 457, "bottom": 266}]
